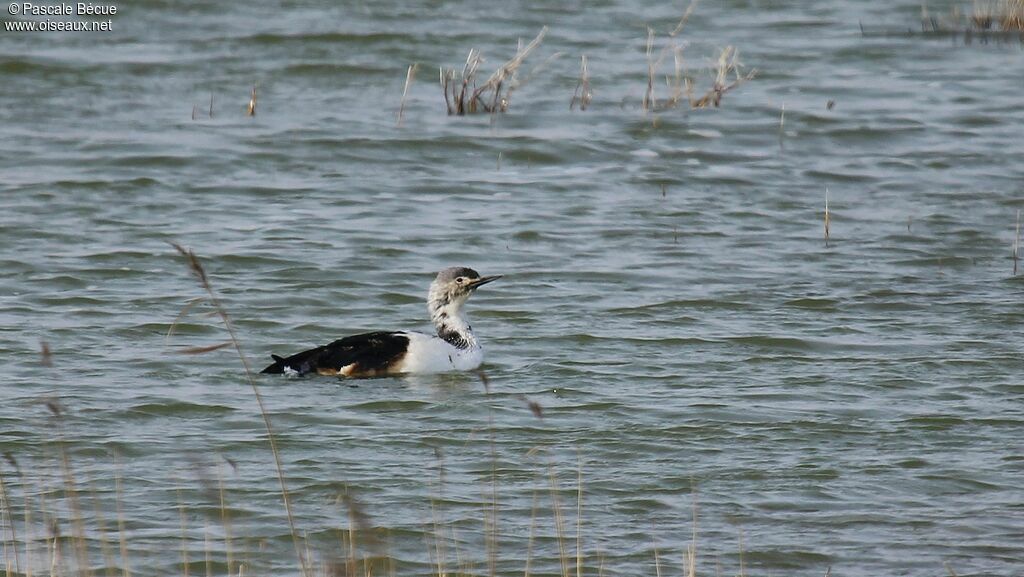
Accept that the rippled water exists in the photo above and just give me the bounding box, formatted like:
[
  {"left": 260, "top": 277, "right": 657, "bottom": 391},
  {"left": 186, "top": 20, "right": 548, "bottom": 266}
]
[{"left": 2, "top": 1, "right": 1023, "bottom": 575}]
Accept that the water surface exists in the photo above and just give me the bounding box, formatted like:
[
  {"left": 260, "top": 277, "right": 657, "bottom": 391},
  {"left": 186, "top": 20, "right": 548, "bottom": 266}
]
[{"left": 1, "top": 1, "right": 1022, "bottom": 575}]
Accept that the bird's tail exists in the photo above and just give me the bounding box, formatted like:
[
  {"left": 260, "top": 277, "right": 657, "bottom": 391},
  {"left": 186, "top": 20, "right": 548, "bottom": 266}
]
[{"left": 260, "top": 354, "right": 289, "bottom": 374}]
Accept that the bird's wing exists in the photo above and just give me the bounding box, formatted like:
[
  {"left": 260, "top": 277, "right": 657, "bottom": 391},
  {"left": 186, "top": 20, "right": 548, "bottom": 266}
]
[{"left": 261, "top": 331, "right": 411, "bottom": 376}]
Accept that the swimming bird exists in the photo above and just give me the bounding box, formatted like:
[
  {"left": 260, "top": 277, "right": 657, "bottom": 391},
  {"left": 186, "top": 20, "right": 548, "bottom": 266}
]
[{"left": 260, "top": 267, "right": 501, "bottom": 377}]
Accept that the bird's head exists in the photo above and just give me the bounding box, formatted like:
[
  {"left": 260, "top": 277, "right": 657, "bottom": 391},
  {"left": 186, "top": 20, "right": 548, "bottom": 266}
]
[{"left": 428, "top": 266, "right": 501, "bottom": 314}]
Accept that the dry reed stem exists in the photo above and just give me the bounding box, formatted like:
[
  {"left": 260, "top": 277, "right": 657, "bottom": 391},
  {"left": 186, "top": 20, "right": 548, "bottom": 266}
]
[
  {"left": 1014, "top": 209, "right": 1020, "bottom": 275},
  {"left": 690, "top": 46, "right": 756, "bottom": 108},
  {"left": 652, "top": 530, "right": 662, "bottom": 577},
  {"left": 575, "top": 455, "right": 583, "bottom": 577},
  {"left": 107, "top": 464, "right": 128, "bottom": 577},
  {"left": 0, "top": 465, "right": 20, "bottom": 576},
  {"left": 217, "top": 465, "right": 235, "bottom": 576},
  {"left": 397, "top": 63, "right": 419, "bottom": 127},
  {"left": 8, "top": 455, "right": 36, "bottom": 577},
  {"left": 442, "top": 27, "right": 547, "bottom": 115},
  {"left": 738, "top": 528, "right": 745, "bottom": 577},
  {"left": 661, "top": 45, "right": 687, "bottom": 109},
  {"left": 686, "top": 486, "right": 698, "bottom": 577},
  {"left": 644, "top": 23, "right": 755, "bottom": 111},
  {"left": 477, "top": 27, "right": 547, "bottom": 113},
  {"left": 643, "top": 27, "right": 657, "bottom": 111},
  {"left": 169, "top": 242, "right": 307, "bottom": 576},
  {"left": 524, "top": 487, "right": 539, "bottom": 577},
  {"left": 177, "top": 487, "right": 189, "bottom": 577},
  {"left": 824, "top": 187, "right": 831, "bottom": 246},
  {"left": 570, "top": 55, "right": 592, "bottom": 111},
  {"left": 516, "top": 49, "right": 564, "bottom": 94},
  {"left": 475, "top": 370, "right": 499, "bottom": 577},
  {"left": 429, "top": 448, "right": 448, "bottom": 577},
  {"left": 547, "top": 463, "right": 569, "bottom": 577},
  {"left": 48, "top": 403, "right": 92, "bottom": 577},
  {"left": 85, "top": 475, "right": 116, "bottom": 577},
  {"left": 918, "top": 0, "right": 1024, "bottom": 32},
  {"left": 428, "top": 504, "right": 445, "bottom": 577},
  {"left": 246, "top": 85, "right": 256, "bottom": 116},
  {"left": 340, "top": 491, "right": 380, "bottom": 577},
  {"left": 165, "top": 297, "right": 204, "bottom": 343},
  {"left": 204, "top": 521, "right": 213, "bottom": 577},
  {"left": 642, "top": 28, "right": 687, "bottom": 111},
  {"left": 1000, "top": 0, "right": 1024, "bottom": 30},
  {"left": 345, "top": 499, "right": 357, "bottom": 577}
]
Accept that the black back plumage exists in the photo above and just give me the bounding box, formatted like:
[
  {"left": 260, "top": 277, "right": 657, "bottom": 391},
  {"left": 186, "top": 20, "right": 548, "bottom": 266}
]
[{"left": 260, "top": 331, "right": 410, "bottom": 375}]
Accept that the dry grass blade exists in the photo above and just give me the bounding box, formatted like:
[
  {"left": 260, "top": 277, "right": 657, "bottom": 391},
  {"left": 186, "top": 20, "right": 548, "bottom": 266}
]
[
  {"left": 524, "top": 397, "right": 544, "bottom": 419},
  {"left": 170, "top": 242, "right": 308, "bottom": 576},
  {"left": 671, "top": 0, "right": 700, "bottom": 36},
  {"left": 397, "top": 63, "right": 419, "bottom": 127},
  {"left": 474, "top": 26, "right": 548, "bottom": 113},
  {"left": 476, "top": 369, "right": 493, "bottom": 394},
  {"left": 44, "top": 398, "right": 62, "bottom": 418},
  {"left": 170, "top": 243, "right": 210, "bottom": 288},
  {"left": 40, "top": 340, "right": 53, "bottom": 367},
  {"left": 178, "top": 341, "right": 234, "bottom": 355}
]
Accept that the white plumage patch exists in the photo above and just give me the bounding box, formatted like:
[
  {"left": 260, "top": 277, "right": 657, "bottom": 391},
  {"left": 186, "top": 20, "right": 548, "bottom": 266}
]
[{"left": 391, "top": 331, "right": 484, "bottom": 373}]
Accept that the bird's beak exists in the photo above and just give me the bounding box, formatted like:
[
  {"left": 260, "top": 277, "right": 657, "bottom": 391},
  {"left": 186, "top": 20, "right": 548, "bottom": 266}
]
[{"left": 468, "top": 275, "right": 502, "bottom": 289}]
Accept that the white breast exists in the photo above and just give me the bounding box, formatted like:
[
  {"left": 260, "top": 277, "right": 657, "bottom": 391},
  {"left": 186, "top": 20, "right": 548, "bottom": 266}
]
[{"left": 393, "top": 331, "right": 484, "bottom": 374}]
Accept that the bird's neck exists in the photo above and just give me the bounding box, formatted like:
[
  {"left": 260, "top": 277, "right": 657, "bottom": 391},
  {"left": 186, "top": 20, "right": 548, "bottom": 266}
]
[{"left": 429, "top": 300, "right": 478, "bottom": 350}]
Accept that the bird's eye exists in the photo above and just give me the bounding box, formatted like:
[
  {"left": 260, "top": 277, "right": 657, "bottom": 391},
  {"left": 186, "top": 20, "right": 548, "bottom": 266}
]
[{"left": 455, "top": 277, "right": 465, "bottom": 284}]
